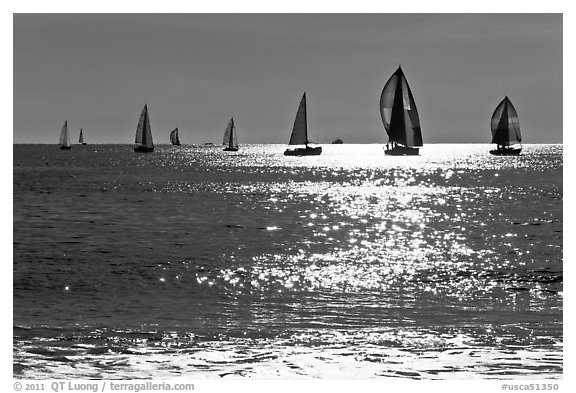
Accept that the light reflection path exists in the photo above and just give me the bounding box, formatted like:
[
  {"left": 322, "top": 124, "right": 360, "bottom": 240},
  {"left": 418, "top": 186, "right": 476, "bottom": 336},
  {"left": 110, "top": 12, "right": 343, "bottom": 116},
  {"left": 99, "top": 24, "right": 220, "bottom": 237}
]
[{"left": 13, "top": 144, "right": 562, "bottom": 379}]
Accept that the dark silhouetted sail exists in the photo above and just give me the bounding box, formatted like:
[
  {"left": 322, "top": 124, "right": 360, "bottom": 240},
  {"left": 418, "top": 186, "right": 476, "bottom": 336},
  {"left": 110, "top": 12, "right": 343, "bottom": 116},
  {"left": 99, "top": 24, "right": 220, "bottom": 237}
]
[
  {"left": 134, "top": 104, "right": 154, "bottom": 152},
  {"left": 59, "top": 120, "right": 71, "bottom": 149},
  {"left": 284, "top": 93, "right": 322, "bottom": 156},
  {"left": 380, "top": 67, "right": 422, "bottom": 154},
  {"left": 289, "top": 93, "right": 308, "bottom": 146},
  {"left": 222, "top": 118, "right": 233, "bottom": 145},
  {"left": 223, "top": 118, "right": 239, "bottom": 151},
  {"left": 79, "top": 128, "right": 86, "bottom": 145},
  {"left": 170, "top": 128, "right": 180, "bottom": 145},
  {"left": 489, "top": 96, "right": 522, "bottom": 155},
  {"left": 491, "top": 97, "right": 522, "bottom": 146}
]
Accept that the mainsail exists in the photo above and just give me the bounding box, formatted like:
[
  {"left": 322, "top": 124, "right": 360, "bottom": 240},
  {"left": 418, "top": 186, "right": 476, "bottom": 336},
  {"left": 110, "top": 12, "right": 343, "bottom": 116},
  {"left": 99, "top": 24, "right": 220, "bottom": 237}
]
[
  {"left": 223, "top": 118, "right": 238, "bottom": 149},
  {"left": 59, "top": 120, "right": 71, "bottom": 148},
  {"left": 284, "top": 92, "right": 321, "bottom": 156},
  {"left": 491, "top": 96, "right": 522, "bottom": 146},
  {"left": 135, "top": 104, "right": 154, "bottom": 149},
  {"left": 379, "top": 67, "right": 422, "bottom": 147},
  {"left": 289, "top": 93, "right": 309, "bottom": 145},
  {"left": 170, "top": 128, "right": 180, "bottom": 145},
  {"left": 79, "top": 128, "right": 84, "bottom": 144}
]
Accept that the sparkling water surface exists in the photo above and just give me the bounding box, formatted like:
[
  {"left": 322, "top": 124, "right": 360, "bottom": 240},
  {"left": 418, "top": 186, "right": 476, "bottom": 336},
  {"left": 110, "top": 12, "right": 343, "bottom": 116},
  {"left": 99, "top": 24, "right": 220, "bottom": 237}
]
[{"left": 13, "top": 144, "right": 562, "bottom": 379}]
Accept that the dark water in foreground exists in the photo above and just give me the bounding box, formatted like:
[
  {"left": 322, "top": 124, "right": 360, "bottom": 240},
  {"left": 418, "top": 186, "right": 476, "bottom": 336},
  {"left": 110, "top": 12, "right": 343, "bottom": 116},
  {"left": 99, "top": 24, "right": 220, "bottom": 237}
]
[{"left": 13, "top": 144, "right": 562, "bottom": 379}]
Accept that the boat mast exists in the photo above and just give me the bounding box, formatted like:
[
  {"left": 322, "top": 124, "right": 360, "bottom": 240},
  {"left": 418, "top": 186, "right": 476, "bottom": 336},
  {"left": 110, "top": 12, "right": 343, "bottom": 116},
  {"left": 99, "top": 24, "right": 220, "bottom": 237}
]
[
  {"left": 142, "top": 106, "right": 148, "bottom": 147},
  {"left": 229, "top": 118, "right": 235, "bottom": 148},
  {"left": 390, "top": 74, "right": 407, "bottom": 146},
  {"left": 502, "top": 99, "right": 509, "bottom": 147},
  {"left": 304, "top": 93, "right": 308, "bottom": 148}
]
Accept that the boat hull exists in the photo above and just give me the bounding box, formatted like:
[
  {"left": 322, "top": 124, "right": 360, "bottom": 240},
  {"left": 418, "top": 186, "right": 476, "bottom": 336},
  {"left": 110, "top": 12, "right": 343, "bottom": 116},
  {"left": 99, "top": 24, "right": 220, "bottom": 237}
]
[
  {"left": 134, "top": 146, "right": 154, "bottom": 153},
  {"left": 59, "top": 146, "right": 71, "bottom": 150},
  {"left": 171, "top": 143, "right": 181, "bottom": 146},
  {"left": 284, "top": 146, "right": 322, "bottom": 156},
  {"left": 489, "top": 148, "right": 521, "bottom": 156},
  {"left": 384, "top": 145, "right": 419, "bottom": 156},
  {"left": 223, "top": 147, "right": 239, "bottom": 152}
]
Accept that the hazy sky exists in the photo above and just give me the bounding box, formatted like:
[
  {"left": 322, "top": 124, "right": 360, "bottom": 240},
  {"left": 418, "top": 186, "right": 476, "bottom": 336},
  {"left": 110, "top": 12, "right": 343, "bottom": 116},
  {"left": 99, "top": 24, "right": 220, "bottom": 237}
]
[{"left": 13, "top": 13, "right": 562, "bottom": 144}]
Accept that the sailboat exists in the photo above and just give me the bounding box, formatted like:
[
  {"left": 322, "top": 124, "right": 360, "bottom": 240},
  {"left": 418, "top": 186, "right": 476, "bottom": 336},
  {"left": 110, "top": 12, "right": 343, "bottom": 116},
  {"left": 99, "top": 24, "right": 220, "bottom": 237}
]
[
  {"left": 134, "top": 104, "right": 154, "bottom": 153},
  {"left": 59, "top": 120, "right": 71, "bottom": 150},
  {"left": 79, "top": 128, "right": 86, "bottom": 145},
  {"left": 170, "top": 128, "right": 181, "bottom": 146},
  {"left": 284, "top": 92, "right": 322, "bottom": 156},
  {"left": 223, "top": 118, "right": 239, "bottom": 151},
  {"left": 380, "top": 66, "right": 423, "bottom": 155},
  {"left": 489, "top": 96, "right": 522, "bottom": 155}
]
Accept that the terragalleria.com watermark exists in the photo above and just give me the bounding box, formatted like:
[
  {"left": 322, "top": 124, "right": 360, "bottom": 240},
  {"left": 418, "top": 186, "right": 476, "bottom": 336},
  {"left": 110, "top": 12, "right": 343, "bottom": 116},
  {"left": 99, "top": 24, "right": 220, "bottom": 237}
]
[{"left": 13, "top": 381, "right": 194, "bottom": 392}]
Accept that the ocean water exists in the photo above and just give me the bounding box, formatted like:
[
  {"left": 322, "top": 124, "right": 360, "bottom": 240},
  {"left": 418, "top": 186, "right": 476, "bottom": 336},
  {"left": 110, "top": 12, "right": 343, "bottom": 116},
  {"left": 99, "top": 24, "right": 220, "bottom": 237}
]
[{"left": 13, "top": 143, "right": 562, "bottom": 379}]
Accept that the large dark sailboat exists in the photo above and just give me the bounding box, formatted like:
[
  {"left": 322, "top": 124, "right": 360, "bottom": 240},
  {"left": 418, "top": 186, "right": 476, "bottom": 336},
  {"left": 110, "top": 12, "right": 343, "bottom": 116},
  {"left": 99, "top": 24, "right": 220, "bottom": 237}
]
[
  {"left": 134, "top": 104, "right": 154, "bottom": 153},
  {"left": 284, "top": 92, "right": 322, "bottom": 156},
  {"left": 489, "top": 96, "right": 522, "bottom": 155},
  {"left": 380, "top": 66, "right": 423, "bottom": 156}
]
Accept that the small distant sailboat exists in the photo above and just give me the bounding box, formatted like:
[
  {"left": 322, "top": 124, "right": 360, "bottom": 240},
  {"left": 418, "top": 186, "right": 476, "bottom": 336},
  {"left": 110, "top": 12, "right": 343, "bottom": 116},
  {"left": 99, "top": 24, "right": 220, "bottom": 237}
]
[
  {"left": 380, "top": 66, "right": 423, "bottom": 155},
  {"left": 79, "top": 128, "right": 86, "bottom": 145},
  {"left": 134, "top": 104, "right": 154, "bottom": 153},
  {"left": 223, "top": 118, "right": 239, "bottom": 151},
  {"left": 170, "top": 128, "right": 181, "bottom": 146},
  {"left": 489, "top": 96, "right": 522, "bottom": 155},
  {"left": 284, "top": 92, "right": 322, "bottom": 156},
  {"left": 59, "top": 120, "right": 71, "bottom": 150}
]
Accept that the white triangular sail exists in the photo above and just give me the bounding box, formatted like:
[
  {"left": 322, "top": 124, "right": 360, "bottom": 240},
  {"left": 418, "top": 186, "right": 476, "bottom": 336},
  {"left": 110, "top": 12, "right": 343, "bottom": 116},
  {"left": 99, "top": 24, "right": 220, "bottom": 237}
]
[
  {"left": 491, "top": 96, "right": 522, "bottom": 146},
  {"left": 59, "top": 121, "right": 71, "bottom": 148},
  {"left": 289, "top": 93, "right": 308, "bottom": 145},
  {"left": 135, "top": 104, "right": 154, "bottom": 148}
]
